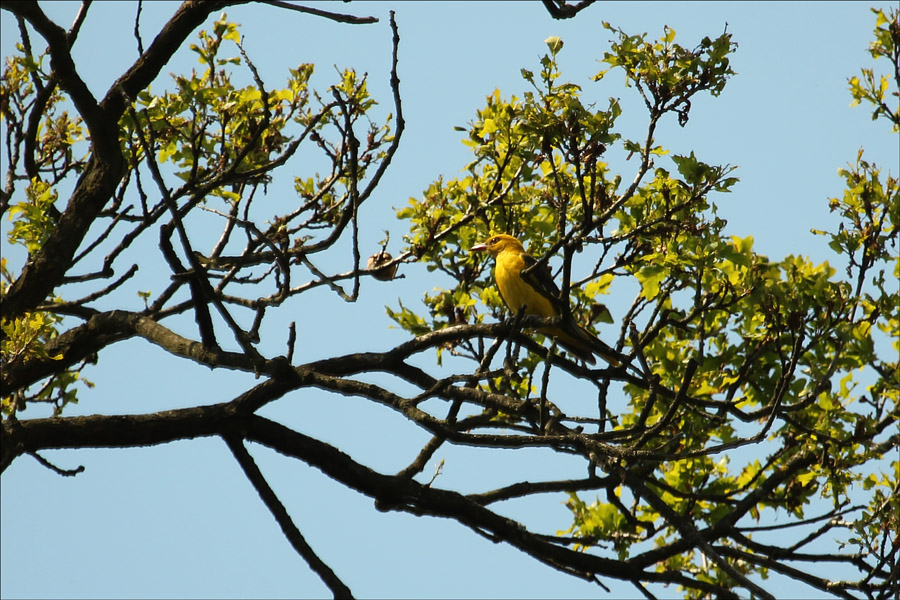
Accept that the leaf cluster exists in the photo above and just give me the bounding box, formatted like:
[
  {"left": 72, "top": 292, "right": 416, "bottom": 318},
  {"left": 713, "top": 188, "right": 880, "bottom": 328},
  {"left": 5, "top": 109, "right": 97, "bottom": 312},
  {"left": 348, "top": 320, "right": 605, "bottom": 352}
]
[{"left": 2, "top": 9, "right": 400, "bottom": 414}]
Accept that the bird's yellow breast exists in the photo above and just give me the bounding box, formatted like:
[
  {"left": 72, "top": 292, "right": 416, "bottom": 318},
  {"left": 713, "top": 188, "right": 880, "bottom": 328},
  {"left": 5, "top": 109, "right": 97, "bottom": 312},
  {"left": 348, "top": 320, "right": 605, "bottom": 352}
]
[{"left": 494, "top": 250, "right": 558, "bottom": 318}]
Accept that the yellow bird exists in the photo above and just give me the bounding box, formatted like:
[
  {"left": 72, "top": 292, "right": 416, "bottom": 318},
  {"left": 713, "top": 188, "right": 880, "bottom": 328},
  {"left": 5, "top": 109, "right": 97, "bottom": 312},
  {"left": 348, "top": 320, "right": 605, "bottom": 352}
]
[{"left": 471, "top": 234, "right": 621, "bottom": 366}]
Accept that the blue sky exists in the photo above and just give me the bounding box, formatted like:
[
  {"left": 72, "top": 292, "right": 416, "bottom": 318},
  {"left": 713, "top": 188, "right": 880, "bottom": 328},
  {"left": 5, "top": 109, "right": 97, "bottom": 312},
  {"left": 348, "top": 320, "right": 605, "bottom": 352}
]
[{"left": 1, "top": 2, "right": 897, "bottom": 599}]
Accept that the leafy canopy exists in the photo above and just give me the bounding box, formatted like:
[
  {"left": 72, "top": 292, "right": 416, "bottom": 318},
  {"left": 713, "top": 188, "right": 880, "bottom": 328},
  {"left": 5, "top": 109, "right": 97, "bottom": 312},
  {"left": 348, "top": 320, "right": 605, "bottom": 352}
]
[
  {"left": 393, "top": 12, "right": 898, "bottom": 598},
  {"left": 1, "top": 5, "right": 897, "bottom": 599}
]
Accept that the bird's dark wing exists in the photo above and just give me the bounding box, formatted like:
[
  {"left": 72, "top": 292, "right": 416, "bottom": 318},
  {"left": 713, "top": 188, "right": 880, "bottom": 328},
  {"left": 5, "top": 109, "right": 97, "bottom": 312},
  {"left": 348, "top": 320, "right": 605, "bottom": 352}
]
[
  {"left": 521, "top": 251, "right": 624, "bottom": 366},
  {"left": 518, "top": 252, "right": 568, "bottom": 315}
]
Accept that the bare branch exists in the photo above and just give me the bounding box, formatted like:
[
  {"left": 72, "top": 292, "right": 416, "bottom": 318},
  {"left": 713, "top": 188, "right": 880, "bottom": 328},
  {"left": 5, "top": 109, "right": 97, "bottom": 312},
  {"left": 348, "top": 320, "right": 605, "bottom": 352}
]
[
  {"left": 256, "top": 0, "right": 377, "bottom": 24},
  {"left": 540, "top": 0, "right": 598, "bottom": 20},
  {"left": 223, "top": 433, "right": 354, "bottom": 599}
]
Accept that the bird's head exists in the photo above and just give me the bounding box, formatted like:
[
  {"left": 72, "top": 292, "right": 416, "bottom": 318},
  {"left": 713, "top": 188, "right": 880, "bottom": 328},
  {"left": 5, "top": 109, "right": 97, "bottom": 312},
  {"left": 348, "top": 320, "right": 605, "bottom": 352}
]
[{"left": 470, "top": 234, "right": 524, "bottom": 256}]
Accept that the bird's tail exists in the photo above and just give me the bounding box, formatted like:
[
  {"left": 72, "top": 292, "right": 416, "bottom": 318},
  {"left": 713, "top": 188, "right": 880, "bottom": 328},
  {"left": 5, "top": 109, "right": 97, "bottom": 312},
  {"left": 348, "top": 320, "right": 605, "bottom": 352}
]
[{"left": 540, "top": 323, "right": 621, "bottom": 366}]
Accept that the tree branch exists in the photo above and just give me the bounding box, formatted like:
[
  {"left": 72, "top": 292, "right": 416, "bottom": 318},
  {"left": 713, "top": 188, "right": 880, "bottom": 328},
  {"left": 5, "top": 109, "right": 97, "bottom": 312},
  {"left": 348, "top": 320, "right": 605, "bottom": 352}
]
[
  {"left": 540, "top": 0, "right": 598, "bottom": 20},
  {"left": 223, "top": 433, "right": 354, "bottom": 599}
]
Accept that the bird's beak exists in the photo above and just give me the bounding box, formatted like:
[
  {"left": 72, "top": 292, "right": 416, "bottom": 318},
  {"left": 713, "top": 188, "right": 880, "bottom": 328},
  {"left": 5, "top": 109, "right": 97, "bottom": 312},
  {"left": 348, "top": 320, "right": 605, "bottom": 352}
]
[{"left": 470, "top": 243, "right": 488, "bottom": 252}]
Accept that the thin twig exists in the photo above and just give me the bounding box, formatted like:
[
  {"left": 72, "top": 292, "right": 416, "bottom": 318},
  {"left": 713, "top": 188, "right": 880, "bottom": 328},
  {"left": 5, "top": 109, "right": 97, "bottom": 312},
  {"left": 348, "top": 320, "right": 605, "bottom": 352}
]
[
  {"left": 29, "top": 451, "right": 85, "bottom": 476},
  {"left": 257, "top": 0, "right": 377, "bottom": 24},
  {"left": 223, "top": 433, "right": 354, "bottom": 599}
]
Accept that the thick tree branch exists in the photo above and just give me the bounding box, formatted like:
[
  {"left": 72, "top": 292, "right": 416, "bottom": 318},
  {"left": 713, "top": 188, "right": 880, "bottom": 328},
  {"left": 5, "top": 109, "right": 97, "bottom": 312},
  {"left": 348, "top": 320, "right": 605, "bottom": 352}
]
[{"left": 540, "top": 0, "right": 598, "bottom": 20}]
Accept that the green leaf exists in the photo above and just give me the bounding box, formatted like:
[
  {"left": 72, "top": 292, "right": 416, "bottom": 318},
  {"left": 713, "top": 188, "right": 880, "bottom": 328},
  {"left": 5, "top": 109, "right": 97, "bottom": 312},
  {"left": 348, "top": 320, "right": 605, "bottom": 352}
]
[
  {"left": 661, "top": 26, "right": 676, "bottom": 44},
  {"left": 584, "top": 273, "right": 615, "bottom": 298},
  {"left": 479, "top": 118, "right": 499, "bottom": 137},
  {"left": 796, "top": 472, "right": 817, "bottom": 486},
  {"left": 636, "top": 264, "right": 667, "bottom": 299},
  {"left": 544, "top": 36, "right": 564, "bottom": 55}
]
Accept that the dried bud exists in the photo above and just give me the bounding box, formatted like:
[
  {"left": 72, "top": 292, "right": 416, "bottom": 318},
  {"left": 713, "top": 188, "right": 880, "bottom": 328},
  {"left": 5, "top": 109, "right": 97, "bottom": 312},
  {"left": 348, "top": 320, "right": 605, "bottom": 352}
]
[{"left": 367, "top": 251, "right": 397, "bottom": 281}]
